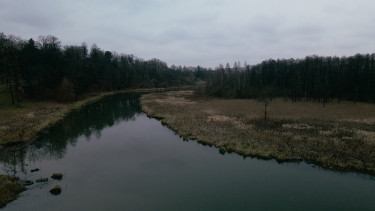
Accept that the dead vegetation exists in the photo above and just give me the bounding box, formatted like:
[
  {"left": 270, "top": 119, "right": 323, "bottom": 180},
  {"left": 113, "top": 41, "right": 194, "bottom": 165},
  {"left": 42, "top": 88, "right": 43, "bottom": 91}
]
[
  {"left": 0, "top": 175, "right": 24, "bottom": 208},
  {"left": 141, "top": 90, "right": 375, "bottom": 174},
  {"left": 0, "top": 85, "right": 128, "bottom": 149},
  {"left": 0, "top": 86, "right": 195, "bottom": 149}
]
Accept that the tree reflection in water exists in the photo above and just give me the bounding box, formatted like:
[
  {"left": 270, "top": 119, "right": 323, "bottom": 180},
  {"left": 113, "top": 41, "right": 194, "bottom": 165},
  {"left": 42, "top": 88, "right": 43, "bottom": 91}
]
[{"left": 0, "top": 93, "right": 141, "bottom": 175}]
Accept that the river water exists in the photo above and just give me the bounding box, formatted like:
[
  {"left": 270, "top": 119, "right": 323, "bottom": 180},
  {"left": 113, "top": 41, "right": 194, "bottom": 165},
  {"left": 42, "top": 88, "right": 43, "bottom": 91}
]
[{"left": 1, "top": 93, "right": 375, "bottom": 210}]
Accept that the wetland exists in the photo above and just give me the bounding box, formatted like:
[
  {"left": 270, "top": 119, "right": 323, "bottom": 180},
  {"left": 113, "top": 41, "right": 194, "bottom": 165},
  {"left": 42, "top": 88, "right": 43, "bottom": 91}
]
[{"left": 1, "top": 93, "right": 375, "bottom": 210}]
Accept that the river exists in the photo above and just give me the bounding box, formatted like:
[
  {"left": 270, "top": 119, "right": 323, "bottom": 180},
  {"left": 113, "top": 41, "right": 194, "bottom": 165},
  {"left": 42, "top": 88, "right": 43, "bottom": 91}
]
[{"left": 1, "top": 93, "right": 375, "bottom": 210}]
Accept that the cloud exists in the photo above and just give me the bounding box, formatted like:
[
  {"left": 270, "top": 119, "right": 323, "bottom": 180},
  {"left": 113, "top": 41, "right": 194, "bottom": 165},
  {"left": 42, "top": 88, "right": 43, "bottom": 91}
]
[
  {"left": 0, "top": 0, "right": 66, "bottom": 32},
  {"left": 1, "top": 0, "right": 375, "bottom": 67}
]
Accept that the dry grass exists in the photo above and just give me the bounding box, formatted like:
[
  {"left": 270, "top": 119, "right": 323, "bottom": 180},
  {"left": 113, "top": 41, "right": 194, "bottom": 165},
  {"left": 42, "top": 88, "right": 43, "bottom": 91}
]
[
  {"left": 0, "top": 175, "right": 24, "bottom": 208},
  {"left": 141, "top": 90, "right": 375, "bottom": 174},
  {"left": 0, "top": 86, "right": 197, "bottom": 149},
  {"left": 0, "top": 86, "right": 198, "bottom": 206},
  {"left": 0, "top": 90, "right": 116, "bottom": 149},
  {"left": 0, "top": 84, "right": 154, "bottom": 149}
]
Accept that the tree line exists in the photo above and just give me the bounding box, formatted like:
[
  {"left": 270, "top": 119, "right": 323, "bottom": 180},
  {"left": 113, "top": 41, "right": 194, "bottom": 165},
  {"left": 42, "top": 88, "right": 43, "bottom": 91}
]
[
  {"left": 203, "top": 54, "right": 375, "bottom": 104},
  {"left": 0, "top": 33, "right": 198, "bottom": 104},
  {"left": 1, "top": 32, "right": 375, "bottom": 105}
]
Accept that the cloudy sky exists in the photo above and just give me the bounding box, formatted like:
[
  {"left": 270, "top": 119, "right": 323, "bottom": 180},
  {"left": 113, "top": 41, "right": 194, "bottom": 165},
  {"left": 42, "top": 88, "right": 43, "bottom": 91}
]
[{"left": 1, "top": 0, "right": 374, "bottom": 67}]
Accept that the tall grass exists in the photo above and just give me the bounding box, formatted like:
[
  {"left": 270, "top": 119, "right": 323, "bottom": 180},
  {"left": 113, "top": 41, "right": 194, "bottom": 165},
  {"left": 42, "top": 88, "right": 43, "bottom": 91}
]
[
  {"left": 141, "top": 91, "right": 375, "bottom": 174},
  {"left": 0, "top": 175, "right": 24, "bottom": 208}
]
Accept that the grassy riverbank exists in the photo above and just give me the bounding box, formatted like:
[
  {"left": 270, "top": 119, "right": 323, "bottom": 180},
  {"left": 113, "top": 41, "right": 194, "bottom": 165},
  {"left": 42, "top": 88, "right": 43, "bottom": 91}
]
[
  {"left": 0, "top": 86, "right": 120, "bottom": 207},
  {"left": 141, "top": 91, "right": 375, "bottom": 174},
  {"left": 0, "top": 88, "right": 118, "bottom": 149},
  {"left": 0, "top": 86, "right": 195, "bottom": 207},
  {"left": 0, "top": 86, "right": 193, "bottom": 149},
  {"left": 0, "top": 175, "right": 24, "bottom": 208}
]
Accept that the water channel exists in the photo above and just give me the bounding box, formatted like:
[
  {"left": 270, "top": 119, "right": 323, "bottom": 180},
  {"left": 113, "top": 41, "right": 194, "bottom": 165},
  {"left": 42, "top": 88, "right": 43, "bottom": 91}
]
[{"left": 1, "top": 93, "right": 375, "bottom": 210}]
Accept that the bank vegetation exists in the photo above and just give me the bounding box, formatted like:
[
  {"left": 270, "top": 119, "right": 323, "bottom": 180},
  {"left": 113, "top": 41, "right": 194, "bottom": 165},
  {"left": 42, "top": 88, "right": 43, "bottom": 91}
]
[
  {"left": 0, "top": 175, "right": 24, "bottom": 208},
  {"left": 141, "top": 91, "right": 375, "bottom": 174}
]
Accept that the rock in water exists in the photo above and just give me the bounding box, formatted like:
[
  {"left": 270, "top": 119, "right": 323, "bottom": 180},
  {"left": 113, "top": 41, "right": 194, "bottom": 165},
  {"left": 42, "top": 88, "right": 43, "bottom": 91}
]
[
  {"left": 20, "top": 180, "right": 34, "bottom": 186},
  {"left": 51, "top": 173, "right": 63, "bottom": 180},
  {"left": 49, "top": 185, "right": 62, "bottom": 195},
  {"left": 36, "top": 178, "right": 48, "bottom": 183}
]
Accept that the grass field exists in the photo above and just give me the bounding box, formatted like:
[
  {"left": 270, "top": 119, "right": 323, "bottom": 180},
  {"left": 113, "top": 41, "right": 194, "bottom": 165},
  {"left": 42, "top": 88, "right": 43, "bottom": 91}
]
[{"left": 141, "top": 90, "right": 375, "bottom": 174}]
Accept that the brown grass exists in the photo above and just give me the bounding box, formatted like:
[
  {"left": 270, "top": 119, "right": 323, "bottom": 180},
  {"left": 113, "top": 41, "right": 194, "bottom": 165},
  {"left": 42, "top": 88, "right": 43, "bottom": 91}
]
[
  {"left": 0, "top": 86, "right": 199, "bottom": 206},
  {"left": 0, "top": 85, "right": 198, "bottom": 149},
  {"left": 0, "top": 175, "right": 24, "bottom": 208},
  {"left": 141, "top": 90, "right": 375, "bottom": 174},
  {"left": 0, "top": 90, "right": 116, "bottom": 149}
]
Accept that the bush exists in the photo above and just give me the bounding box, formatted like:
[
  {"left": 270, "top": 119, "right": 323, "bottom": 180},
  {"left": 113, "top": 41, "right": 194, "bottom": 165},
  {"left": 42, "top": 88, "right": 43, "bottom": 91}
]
[{"left": 57, "top": 77, "right": 76, "bottom": 102}]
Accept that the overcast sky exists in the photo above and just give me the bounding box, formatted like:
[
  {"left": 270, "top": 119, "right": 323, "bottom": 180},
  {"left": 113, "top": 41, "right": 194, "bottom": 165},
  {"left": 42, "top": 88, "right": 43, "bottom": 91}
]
[{"left": 1, "top": 0, "right": 375, "bottom": 68}]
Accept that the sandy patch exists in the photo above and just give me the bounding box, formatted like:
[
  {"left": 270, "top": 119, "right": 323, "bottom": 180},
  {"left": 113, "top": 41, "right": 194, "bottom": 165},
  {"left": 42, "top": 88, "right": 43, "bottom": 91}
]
[
  {"left": 282, "top": 123, "right": 314, "bottom": 130},
  {"left": 207, "top": 115, "right": 248, "bottom": 129},
  {"left": 155, "top": 96, "right": 196, "bottom": 106},
  {"left": 26, "top": 113, "right": 35, "bottom": 118},
  {"left": 207, "top": 115, "right": 233, "bottom": 122}
]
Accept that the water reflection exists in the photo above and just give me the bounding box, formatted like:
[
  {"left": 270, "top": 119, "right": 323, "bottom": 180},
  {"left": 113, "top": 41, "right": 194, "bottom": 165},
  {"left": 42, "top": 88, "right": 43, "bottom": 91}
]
[
  {"left": 0, "top": 93, "right": 141, "bottom": 175},
  {"left": 2, "top": 93, "right": 375, "bottom": 210}
]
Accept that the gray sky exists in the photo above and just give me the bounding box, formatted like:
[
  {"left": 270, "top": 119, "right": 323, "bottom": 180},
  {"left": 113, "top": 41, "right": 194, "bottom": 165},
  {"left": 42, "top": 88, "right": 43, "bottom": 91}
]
[{"left": 1, "top": 0, "right": 375, "bottom": 68}]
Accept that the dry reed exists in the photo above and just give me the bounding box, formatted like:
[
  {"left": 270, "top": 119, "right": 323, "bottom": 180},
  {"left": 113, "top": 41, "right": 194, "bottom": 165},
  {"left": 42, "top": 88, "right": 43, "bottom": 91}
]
[{"left": 141, "top": 90, "right": 375, "bottom": 174}]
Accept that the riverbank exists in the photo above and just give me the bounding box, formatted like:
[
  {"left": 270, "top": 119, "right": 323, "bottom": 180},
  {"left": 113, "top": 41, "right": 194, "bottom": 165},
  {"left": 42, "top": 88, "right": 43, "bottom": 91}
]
[
  {"left": 140, "top": 90, "right": 375, "bottom": 174},
  {"left": 0, "top": 86, "right": 193, "bottom": 150},
  {"left": 0, "top": 90, "right": 117, "bottom": 149},
  {"left": 0, "top": 175, "right": 24, "bottom": 208},
  {"left": 0, "top": 88, "right": 122, "bottom": 207},
  {"left": 0, "top": 86, "right": 196, "bottom": 207}
]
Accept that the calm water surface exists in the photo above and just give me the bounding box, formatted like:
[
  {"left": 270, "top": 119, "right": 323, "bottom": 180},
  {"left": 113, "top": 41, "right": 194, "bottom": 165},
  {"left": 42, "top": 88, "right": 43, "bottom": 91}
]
[{"left": 1, "top": 94, "right": 375, "bottom": 210}]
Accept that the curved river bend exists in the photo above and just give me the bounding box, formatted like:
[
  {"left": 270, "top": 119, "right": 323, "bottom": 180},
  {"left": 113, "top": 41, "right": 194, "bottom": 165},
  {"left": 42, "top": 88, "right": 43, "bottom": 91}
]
[{"left": 1, "top": 94, "right": 375, "bottom": 210}]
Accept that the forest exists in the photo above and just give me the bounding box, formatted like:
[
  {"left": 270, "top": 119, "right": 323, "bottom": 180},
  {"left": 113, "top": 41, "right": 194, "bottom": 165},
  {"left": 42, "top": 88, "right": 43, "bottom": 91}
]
[
  {"left": 203, "top": 54, "right": 375, "bottom": 104},
  {"left": 0, "top": 33, "right": 199, "bottom": 104},
  {"left": 1, "top": 32, "right": 375, "bottom": 105}
]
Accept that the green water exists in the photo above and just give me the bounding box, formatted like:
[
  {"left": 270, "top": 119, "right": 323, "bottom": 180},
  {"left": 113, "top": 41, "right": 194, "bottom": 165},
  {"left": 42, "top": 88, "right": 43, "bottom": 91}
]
[{"left": 1, "top": 93, "right": 374, "bottom": 210}]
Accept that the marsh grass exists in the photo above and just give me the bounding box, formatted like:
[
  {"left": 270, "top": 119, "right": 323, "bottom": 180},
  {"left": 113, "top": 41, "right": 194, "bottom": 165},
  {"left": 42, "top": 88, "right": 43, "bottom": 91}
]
[
  {"left": 0, "top": 92, "right": 109, "bottom": 148},
  {"left": 0, "top": 86, "right": 197, "bottom": 149},
  {"left": 141, "top": 90, "right": 375, "bottom": 174},
  {"left": 0, "top": 175, "right": 24, "bottom": 208},
  {"left": 0, "top": 86, "right": 198, "bottom": 207},
  {"left": 0, "top": 85, "right": 138, "bottom": 149}
]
